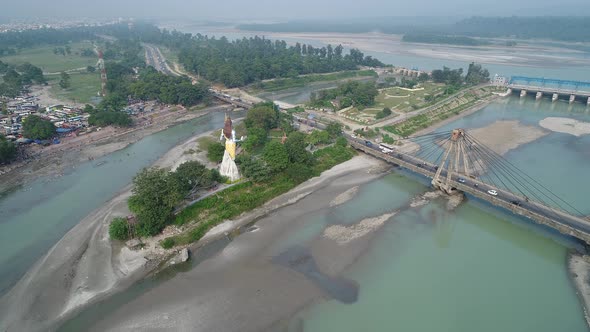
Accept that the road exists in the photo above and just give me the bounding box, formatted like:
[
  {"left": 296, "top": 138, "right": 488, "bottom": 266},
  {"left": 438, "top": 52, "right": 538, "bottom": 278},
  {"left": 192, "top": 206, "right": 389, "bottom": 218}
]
[
  {"left": 143, "top": 44, "right": 179, "bottom": 76},
  {"left": 347, "top": 137, "right": 590, "bottom": 241}
]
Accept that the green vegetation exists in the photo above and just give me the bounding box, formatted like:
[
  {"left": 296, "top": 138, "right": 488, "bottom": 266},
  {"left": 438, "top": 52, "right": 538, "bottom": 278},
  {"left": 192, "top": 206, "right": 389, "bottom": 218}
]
[
  {"left": 373, "top": 82, "right": 446, "bottom": 113},
  {"left": 22, "top": 115, "right": 55, "bottom": 139},
  {"left": 382, "top": 134, "right": 395, "bottom": 144},
  {"left": 0, "top": 135, "right": 17, "bottom": 164},
  {"left": 0, "top": 41, "right": 98, "bottom": 73},
  {"left": 47, "top": 72, "right": 101, "bottom": 104},
  {"left": 383, "top": 87, "right": 492, "bottom": 137},
  {"left": 207, "top": 142, "right": 225, "bottom": 163},
  {"left": 159, "top": 103, "right": 354, "bottom": 248},
  {"left": 88, "top": 111, "right": 132, "bottom": 127},
  {"left": 0, "top": 61, "right": 46, "bottom": 97},
  {"left": 251, "top": 70, "right": 377, "bottom": 92},
  {"left": 58, "top": 71, "right": 71, "bottom": 89},
  {"left": 128, "top": 67, "right": 210, "bottom": 106},
  {"left": 124, "top": 161, "right": 222, "bottom": 238},
  {"left": 109, "top": 217, "right": 130, "bottom": 241},
  {"left": 375, "top": 107, "right": 392, "bottom": 119},
  {"left": 402, "top": 33, "right": 489, "bottom": 46},
  {"left": 310, "top": 81, "right": 379, "bottom": 109}
]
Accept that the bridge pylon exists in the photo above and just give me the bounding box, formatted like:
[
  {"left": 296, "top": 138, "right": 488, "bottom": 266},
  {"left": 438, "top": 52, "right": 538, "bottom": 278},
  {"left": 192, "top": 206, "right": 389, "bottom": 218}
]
[{"left": 432, "top": 129, "right": 471, "bottom": 194}]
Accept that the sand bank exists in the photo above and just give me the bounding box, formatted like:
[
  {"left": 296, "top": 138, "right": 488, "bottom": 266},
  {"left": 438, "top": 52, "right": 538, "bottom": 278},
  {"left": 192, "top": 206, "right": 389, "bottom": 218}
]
[
  {"left": 539, "top": 117, "right": 590, "bottom": 137},
  {"left": 568, "top": 251, "right": 590, "bottom": 328},
  {"left": 469, "top": 120, "right": 548, "bottom": 155}
]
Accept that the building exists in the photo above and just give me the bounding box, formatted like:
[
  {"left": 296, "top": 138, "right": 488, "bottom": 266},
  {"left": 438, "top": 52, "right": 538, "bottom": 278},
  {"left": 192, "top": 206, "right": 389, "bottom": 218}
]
[{"left": 492, "top": 75, "right": 508, "bottom": 87}]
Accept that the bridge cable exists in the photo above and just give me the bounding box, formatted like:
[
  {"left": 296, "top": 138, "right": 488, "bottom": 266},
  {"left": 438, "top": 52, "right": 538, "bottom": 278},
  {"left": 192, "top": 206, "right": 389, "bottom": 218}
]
[
  {"left": 465, "top": 132, "right": 582, "bottom": 215},
  {"left": 465, "top": 133, "right": 583, "bottom": 216}
]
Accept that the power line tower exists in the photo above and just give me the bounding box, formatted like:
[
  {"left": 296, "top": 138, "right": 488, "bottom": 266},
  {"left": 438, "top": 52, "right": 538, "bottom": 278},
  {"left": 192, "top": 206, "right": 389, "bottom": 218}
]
[
  {"left": 431, "top": 129, "right": 471, "bottom": 194},
  {"left": 96, "top": 50, "right": 107, "bottom": 97}
]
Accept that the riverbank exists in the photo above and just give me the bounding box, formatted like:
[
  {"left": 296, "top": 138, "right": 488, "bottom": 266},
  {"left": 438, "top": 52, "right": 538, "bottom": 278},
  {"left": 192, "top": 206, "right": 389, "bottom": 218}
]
[
  {"left": 0, "top": 104, "right": 230, "bottom": 193},
  {"left": 0, "top": 127, "right": 388, "bottom": 332},
  {"left": 0, "top": 126, "right": 229, "bottom": 331},
  {"left": 568, "top": 251, "right": 590, "bottom": 327}
]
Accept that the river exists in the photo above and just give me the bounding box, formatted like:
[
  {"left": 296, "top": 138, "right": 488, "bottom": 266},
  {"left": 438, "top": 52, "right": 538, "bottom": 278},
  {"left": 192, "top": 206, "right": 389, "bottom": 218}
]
[
  {"left": 287, "top": 96, "right": 590, "bottom": 332},
  {"left": 0, "top": 112, "right": 229, "bottom": 295},
  {"left": 3, "top": 26, "right": 590, "bottom": 331}
]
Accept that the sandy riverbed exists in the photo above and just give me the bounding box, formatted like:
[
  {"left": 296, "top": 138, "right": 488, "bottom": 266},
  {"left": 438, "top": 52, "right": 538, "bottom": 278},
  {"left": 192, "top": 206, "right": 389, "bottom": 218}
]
[
  {"left": 469, "top": 120, "right": 548, "bottom": 155},
  {"left": 0, "top": 126, "right": 228, "bottom": 331},
  {"left": 539, "top": 117, "right": 590, "bottom": 137}
]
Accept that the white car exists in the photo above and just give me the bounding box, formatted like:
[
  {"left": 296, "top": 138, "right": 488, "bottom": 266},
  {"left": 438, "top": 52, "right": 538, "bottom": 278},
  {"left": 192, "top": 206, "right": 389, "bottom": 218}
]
[{"left": 487, "top": 189, "right": 498, "bottom": 196}]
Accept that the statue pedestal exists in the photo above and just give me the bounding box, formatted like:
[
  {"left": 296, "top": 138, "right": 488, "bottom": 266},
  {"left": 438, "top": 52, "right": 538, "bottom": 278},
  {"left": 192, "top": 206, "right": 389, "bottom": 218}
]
[{"left": 219, "top": 150, "right": 241, "bottom": 182}]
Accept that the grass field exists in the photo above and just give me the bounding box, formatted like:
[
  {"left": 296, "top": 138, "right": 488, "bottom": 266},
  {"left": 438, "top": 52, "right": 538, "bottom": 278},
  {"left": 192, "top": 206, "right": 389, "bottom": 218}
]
[
  {"left": 249, "top": 70, "right": 378, "bottom": 92},
  {"left": 375, "top": 82, "right": 446, "bottom": 113},
  {"left": 0, "top": 41, "right": 98, "bottom": 73},
  {"left": 47, "top": 72, "right": 102, "bottom": 104},
  {"left": 382, "top": 87, "right": 494, "bottom": 137}
]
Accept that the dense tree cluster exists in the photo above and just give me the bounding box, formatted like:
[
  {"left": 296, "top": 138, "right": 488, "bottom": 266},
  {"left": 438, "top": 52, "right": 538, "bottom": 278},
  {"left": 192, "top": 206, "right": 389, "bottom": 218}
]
[
  {"left": 431, "top": 67, "right": 464, "bottom": 86},
  {"left": 0, "top": 26, "right": 97, "bottom": 50},
  {"left": 0, "top": 61, "right": 46, "bottom": 97},
  {"left": 176, "top": 36, "right": 384, "bottom": 87},
  {"left": 128, "top": 67, "right": 210, "bottom": 106},
  {"left": 0, "top": 135, "right": 17, "bottom": 164},
  {"left": 465, "top": 62, "right": 490, "bottom": 85},
  {"left": 125, "top": 161, "right": 222, "bottom": 237},
  {"left": 310, "top": 81, "right": 379, "bottom": 109},
  {"left": 22, "top": 115, "right": 55, "bottom": 139}
]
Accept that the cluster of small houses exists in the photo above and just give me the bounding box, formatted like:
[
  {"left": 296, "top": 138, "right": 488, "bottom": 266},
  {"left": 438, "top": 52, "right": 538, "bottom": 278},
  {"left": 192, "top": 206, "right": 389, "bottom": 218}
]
[{"left": 1, "top": 94, "right": 88, "bottom": 145}]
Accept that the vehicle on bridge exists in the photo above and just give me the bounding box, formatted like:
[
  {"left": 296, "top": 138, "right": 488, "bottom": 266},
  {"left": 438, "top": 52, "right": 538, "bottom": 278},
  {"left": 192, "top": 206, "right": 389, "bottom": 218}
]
[
  {"left": 379, "top": 143, "right": 395, "bottom": 153},
  {"left": 487, "top": 189, "right": 498, "bottom": 196}
]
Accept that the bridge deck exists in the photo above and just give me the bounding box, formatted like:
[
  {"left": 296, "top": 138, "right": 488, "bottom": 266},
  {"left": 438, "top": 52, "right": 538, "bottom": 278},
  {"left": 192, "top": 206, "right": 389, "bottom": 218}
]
[{"left": 349, "top": 140, "right": 590, "bottom": 244}]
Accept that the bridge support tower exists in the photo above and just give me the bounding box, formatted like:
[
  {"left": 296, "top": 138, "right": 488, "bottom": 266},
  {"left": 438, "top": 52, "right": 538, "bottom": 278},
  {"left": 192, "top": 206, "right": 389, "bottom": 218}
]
[
  {"left": 536, "top": 91, "right": 543, "bottom": 100},
  {"left": 570, "top": 94, "right": 576, "bottom": 104},
  {"left": 432, "top": 129, "right": 470, "bottom": 195},
  {"left": 587, "top": 97, "right": 590, "bottom": 106},
  {"left": 552, "top": 93, "right": 559, "bottom": 102},
  {"left": 520, "top": 90, "right": 527, "bottom": 98}
]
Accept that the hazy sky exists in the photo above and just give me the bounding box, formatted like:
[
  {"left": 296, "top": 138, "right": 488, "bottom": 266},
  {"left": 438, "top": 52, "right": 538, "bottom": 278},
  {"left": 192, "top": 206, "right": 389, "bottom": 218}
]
[{"left": 3, "top": 0, "right": 590, "bottom": 19}]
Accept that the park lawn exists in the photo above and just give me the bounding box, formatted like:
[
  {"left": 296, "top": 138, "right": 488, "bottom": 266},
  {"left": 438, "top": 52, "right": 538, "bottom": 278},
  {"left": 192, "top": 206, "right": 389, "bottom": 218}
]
[
  {"left": 375, "top": 82, "right": 446, "bottom": 113},
  {"left": 48, "top": 72, "right": 102, "bottom": 104},
  {"left": 0, "top": 41, "right": 98, "bottom": 73},
  {"left": 382, "top": 92, "right": 481, "bottom": 137}
]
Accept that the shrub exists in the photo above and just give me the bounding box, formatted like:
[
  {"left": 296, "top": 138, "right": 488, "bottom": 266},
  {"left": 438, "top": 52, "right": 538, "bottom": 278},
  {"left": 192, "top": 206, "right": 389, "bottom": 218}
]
[
  {"left": 109, "top": 217, "right": 130, "bottom": 241},
  {"left": 207, "top": 142, "right": 225, "bottom": 162},
  {"left": 161, "top": 237, "right": 176, "bottom": 249}
]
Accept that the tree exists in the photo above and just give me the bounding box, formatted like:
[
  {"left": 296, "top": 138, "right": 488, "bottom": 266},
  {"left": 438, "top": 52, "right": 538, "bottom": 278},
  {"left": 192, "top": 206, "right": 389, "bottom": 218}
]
[
  {"left": 465, "top": 62, "right": 490, "bottom": 85},
  {"left": 263, "top": 140, "right": 289, "bottom": 173},
  {"left": 0, "top": 135, "right": 17, "bottom": 164},
  {"left": 245, "top": 103, "right": 278, "bottom": 131},
  {"left": 86, "top": 65, "right": 96, "bottom": 73},
  {"left": 306, "top": 130, "right": 330, "bottom": 145},
  {"left": 109, "top": 217, "right": 130, "bottom": 241},
  {"left": 285, "top": 131, "right": 311, "bottom": 164},
  {"left": 418, "top": 72, "right": 430, "bottom": 82},
  {"left": 236, "top": 154, "right": 271, "bottom": 183},
  {"left": 285, "top": 163, "right": 314, "bottom": 184},
  {"left": 170, "top": 160, "right": 214, "bottom": 194},
  {"left": 128, "top": 167, "right": 181, "bottom": 237},
  {"left": 326, "top": 122, "right": 343, "bottom": 138},
  {"left": 23, "top": 115, "right": 55, "bottom": 139},
  {"left": 59, "top": 71, "right": 71, "bottom": 89},
  {"left": 335, "top": 136, "right": 348, "bottom": 147},
  {"left": 207, "top": 142, "right": 225, "bottom": 163}
]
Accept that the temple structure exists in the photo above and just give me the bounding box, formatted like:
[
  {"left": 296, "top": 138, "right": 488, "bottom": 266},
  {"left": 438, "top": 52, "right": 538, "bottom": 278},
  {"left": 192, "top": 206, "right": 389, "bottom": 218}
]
[{"left": 218, "top": 114, "right": 241, "bottom": 181}]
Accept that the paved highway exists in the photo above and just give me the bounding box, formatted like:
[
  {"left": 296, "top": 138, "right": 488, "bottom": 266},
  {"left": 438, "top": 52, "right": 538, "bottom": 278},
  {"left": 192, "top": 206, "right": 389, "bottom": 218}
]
[{"left": 144, "top": 44, "right": 178, "bottom": 76}]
